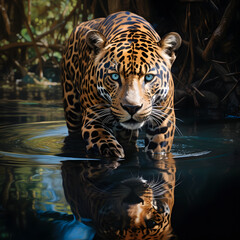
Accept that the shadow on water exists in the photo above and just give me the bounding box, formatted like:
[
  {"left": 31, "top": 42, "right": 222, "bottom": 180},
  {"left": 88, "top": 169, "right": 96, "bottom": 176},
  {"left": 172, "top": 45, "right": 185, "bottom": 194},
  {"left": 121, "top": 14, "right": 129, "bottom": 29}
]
[{"left": 0, "top": 87, "right": 240, "bottom": 239}]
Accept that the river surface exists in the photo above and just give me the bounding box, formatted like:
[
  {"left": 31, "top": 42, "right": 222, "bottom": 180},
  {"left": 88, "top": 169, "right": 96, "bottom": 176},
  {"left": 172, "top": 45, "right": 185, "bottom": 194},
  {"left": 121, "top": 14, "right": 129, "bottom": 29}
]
[{"left": 0, "top": 86, "right": 239, "bottom": 240}]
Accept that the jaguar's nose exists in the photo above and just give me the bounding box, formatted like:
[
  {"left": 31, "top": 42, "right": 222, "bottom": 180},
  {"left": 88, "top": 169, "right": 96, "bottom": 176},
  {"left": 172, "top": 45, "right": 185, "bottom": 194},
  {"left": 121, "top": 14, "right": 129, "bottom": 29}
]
[{"left": 121, "top": 104, "right": 143, "bottom": 116}]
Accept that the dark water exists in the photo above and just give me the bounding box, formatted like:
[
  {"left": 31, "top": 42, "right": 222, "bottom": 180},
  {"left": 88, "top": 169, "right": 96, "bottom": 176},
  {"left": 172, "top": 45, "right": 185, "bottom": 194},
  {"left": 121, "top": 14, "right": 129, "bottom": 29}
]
[{"left": 0, "top": 86, "right": 240, "bottom": 240}]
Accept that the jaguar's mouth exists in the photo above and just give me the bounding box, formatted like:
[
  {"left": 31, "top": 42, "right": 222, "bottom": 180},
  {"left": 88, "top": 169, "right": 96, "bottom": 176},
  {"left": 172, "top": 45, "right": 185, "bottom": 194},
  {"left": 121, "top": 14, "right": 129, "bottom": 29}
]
[{"left": 120, "top": 119, "right": 145, "bottom": 130}]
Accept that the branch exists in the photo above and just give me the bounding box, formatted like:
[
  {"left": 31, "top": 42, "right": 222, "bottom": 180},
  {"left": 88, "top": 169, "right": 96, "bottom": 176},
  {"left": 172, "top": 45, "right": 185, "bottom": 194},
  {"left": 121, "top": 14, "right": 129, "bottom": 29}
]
[
  {"left": 182, "top": 40, "right": 239, "bottom": 109},
  {"left": 27, "top": 0, "right": 31, "bottom": 25},
  {"left": 36, "top": 21, "right": 66, "bottom": 40},
  {"left": 187, "top": 4, "right": 195, "bottom": 85},
  {"left": 221, "top": 80, "right": 239, "bottom": 103},
  {"left": 0, "top": 0, "right": 11, "bottom": 36},
  {"left": 0, "top": 41, "right": 64, "bottom": 52},
  {"left": 0, "top": 1, "right": 79, "bottom": 52},
  {"left": 197, "top": 65, "right": 212, "bottom": 88},
  {"left": 56, "top": 2, "right": 80, "bottom": 43},
  {"left": 99, "top": 0, "right": 108, "bottom": 16},
  {"left": 192, "top": 86, "right": 205, "bottom": 98},
  {"left": 23, "top": 17, "right": 43, "bottom": 78},
  {"left": 202, "top": 0, "right": 238, "bottom": 60}
]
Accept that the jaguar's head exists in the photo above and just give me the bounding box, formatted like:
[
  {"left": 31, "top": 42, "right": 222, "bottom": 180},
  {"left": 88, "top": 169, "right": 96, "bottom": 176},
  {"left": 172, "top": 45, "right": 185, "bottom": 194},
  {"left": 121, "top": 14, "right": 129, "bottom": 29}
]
[
  {"left": 86, "top": 30, "right": 181, "bottom": 130},
  {"left": 98, "top": 177, "right": 174, "bottom": 240}
]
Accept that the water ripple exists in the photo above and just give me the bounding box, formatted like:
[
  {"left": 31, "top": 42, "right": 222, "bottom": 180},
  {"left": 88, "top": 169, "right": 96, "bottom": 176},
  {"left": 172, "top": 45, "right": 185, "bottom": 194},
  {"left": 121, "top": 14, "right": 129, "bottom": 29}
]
[{"left": 0, "top": 121, "right": 234, "bottom": 164}]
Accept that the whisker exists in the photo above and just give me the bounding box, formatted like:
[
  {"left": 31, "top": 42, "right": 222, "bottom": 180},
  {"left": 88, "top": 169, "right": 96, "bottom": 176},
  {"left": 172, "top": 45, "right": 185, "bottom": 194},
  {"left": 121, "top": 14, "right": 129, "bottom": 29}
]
[
  {"left": 150, "top": 109, "right": 183, "bottom": 136},
  {"left": 103, "top": 116, "right": 114, "bottom": 124},
  {"left": 84, "top": 112, "right": 111, "bottom": 128},
  {"left": 87, "top": 103, "right": 111, "bottom": 111},
  {"left": 152, "top": 106, "right": 183, "bottom": 124},
  {"left": 152, "top": 105, "right": 174, "bottom": 111}
]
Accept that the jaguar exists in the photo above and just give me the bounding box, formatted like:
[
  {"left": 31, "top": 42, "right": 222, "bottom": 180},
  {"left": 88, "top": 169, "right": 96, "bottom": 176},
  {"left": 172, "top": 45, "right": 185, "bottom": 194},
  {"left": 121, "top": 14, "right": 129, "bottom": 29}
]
[
  {"left": 61, "top": 11, "right": 181, "bottom": 158},
  {"left": 61, "top": 154, "right": 176, "bottom": 239}
]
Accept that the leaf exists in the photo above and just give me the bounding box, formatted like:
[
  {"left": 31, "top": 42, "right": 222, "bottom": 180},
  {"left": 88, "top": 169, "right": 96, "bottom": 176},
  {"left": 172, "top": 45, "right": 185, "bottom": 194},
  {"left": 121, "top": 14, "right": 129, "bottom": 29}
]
[{"left": 21, "top": 28, "right": 31, "bottom": 42}]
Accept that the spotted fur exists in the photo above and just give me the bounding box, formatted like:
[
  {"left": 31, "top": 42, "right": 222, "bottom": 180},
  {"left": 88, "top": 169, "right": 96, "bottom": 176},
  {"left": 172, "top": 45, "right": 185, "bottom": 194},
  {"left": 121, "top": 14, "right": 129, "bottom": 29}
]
[
  {"left": 61, "top": 11, "right": 181, "bottom": 158},
  {"left": 62, "top": 155, "right": 176, "bottom": 239}
]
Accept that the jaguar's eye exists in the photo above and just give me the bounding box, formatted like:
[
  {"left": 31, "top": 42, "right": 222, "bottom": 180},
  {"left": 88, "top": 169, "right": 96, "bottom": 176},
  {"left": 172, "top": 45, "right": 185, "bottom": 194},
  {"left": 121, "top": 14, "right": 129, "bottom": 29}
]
[
  {"left": 144, "top": 74, "right": 154, "bottom": 82},
  {"left": 110, "top": 73, "right": 120, "bottom": 81}
]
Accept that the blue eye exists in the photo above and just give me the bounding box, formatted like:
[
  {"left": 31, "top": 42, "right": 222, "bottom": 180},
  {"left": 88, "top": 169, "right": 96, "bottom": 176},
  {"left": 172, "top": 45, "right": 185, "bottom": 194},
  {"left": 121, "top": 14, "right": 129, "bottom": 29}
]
[
  {"left": 110, "top": 73, "right": 120, "bottom": 81},
  {"left": 145, "top": 74, "right": 154, "bottom": 82}
]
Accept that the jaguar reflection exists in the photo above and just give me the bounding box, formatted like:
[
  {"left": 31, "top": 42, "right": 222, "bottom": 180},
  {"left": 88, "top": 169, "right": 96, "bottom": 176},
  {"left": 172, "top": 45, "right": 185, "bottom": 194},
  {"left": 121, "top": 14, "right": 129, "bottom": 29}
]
[{"left": 61, "top": 153, "right": 176, "bottom": 240}]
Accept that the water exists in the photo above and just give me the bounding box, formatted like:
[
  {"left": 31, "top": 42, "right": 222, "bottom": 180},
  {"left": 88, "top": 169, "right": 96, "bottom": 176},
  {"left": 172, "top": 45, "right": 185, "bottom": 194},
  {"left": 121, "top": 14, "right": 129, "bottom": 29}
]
[{"left": 0, "top": 86, "right": 240, "bottom": 240}]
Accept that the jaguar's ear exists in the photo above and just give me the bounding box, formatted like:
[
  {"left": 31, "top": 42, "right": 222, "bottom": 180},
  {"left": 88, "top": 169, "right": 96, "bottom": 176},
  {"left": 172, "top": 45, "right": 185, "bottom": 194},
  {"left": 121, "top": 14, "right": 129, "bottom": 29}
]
[
  {"left": 159, "top": 32, "right": 182, "bottom": 64},
  {"left": 86, "top": 30, "right": 106, "bottom": 55}
]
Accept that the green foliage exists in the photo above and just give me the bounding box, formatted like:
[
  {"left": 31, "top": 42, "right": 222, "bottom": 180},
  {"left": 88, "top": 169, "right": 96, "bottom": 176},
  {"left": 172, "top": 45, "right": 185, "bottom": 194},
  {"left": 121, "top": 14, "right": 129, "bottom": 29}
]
[
  {"left": 0, "top": 0, "right": 91, "bottom": 79},
  {"left": 52, "top": 52, "right": 62, "bottom": 62},
  {"left": 21, "top": 27, "right": 34, "bottom": 42}
]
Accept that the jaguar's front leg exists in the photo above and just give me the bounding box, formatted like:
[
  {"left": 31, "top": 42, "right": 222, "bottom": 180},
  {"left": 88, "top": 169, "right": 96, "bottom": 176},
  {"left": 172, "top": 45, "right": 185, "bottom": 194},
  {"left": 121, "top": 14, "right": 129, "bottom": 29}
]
[
  {"left": 82, "top": 116, "right": 124, "bottom": 158},
  {"left": 145, "top": 112, "right": 175, "bottom": 155}
]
